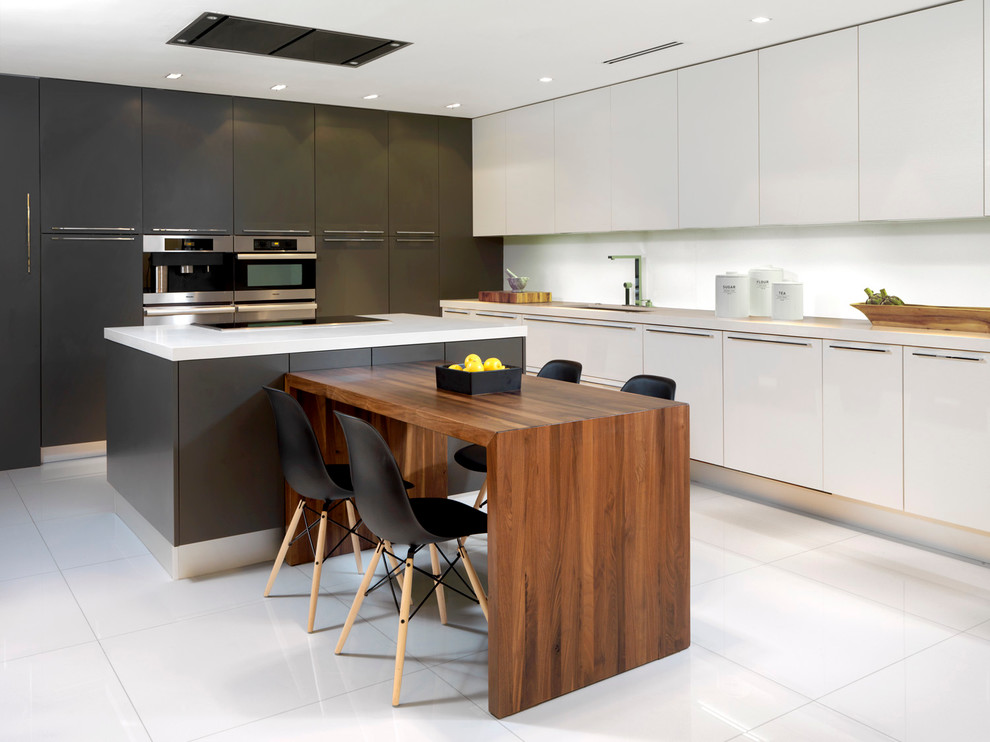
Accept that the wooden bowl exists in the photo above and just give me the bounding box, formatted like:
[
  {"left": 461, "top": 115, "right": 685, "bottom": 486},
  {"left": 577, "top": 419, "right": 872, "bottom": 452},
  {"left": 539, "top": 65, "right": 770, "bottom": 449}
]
[{"left": 851, "top": 303, "right": 990, "bottom": 333}]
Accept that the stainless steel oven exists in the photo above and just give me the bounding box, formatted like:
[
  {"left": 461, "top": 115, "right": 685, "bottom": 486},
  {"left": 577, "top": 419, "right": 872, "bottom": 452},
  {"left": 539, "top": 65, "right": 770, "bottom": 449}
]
[
  {"left": 143, "top": 235, "right": 235, "bottom": 325},
  {"left": 233, "top": 235, "right": 317, "bottom": 320}
]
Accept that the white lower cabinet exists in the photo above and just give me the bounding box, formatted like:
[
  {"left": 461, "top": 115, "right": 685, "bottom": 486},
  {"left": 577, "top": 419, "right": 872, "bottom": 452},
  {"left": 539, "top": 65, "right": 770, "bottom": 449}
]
[
  {"left": 644, "top": 326, "right": 723, "bottom": 465},
  {"left": 723, "top": 333, "right": 823, "bottom": 490},
  {"left": 823, "top": 341, "right": 903, "bottom": 509},
  {"left": 522, "top": 315, "right": 642, "bottom": 385},
  {"left": 904, "top": 347, "right": 990, "bottom": 531}
]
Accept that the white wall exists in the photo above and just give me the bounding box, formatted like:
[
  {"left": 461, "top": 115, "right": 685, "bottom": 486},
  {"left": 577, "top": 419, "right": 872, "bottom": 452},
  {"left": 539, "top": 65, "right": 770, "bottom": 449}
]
[{"left": 502, "top": 219, "right": 990, "bottom": 319}]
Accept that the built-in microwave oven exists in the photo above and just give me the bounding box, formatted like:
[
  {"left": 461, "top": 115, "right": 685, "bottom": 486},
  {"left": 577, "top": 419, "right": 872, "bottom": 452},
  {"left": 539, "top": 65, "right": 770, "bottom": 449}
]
[{"left": 233, "top": 236, "right": 317, "bottom": 313}]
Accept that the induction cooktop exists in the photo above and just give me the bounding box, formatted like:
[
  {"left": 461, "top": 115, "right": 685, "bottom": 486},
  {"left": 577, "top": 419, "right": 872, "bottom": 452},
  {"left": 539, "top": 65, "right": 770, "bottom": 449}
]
[{"left": 194, "top": 315, "right": 389, "bottom": 331}]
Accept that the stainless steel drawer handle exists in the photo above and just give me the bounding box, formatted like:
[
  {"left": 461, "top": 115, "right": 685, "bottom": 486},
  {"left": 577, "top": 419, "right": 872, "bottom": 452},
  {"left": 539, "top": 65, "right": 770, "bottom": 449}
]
[
  {"left": 646, "top": 328, "right": 713, "bottom": 338},
  {"left": 727, "top": 335, "right": 812, "bottom": 347},
  {"left": 151, "top": 228, "right": 230, "bottom": 233},
  {"left": 444, "top": 310, "right": 470, "bottom": 315},
  {"left": 477, "top": 312, "right": 516, "bottom": 318},
  {"left": 144, "top": 305, "right": 235, "bottom": 316},
  {"left": 50, "top": 226, "right": 135, "bottom": 232},
  {"left": 52, "top": 236, "right": 136, "bottom": 241},
  {"left": 241, "top": 229, "right": 311, "bottom": 235},
  {"left": 235, "top": 301, "right": 319, "bottom": 313},
  {"left": 236, "top": 253, "right": 317, "bottom": 260},
  {"left": 395, "top": 231, "right": 436, "bottom": 235},
  {"left": 525, "top": 317, "right": 636, "bottom": 331},
  {"left": 829, "top": 345, "right": 891, "bottom": 354},
  {"left": 912, "top": 352, "right": 984, "bottom": 363},
  {"left": 395, "top": 238, "right": 437, "bottom": 243},
  {"left": 323, "top": 237, "right": 385, "bottom": 243},
  {"left": 26, "top": 193, "right": 31, "bottom": 274},
  {"left": 323, "top": 229, "right": 385, "bottom": 234}
]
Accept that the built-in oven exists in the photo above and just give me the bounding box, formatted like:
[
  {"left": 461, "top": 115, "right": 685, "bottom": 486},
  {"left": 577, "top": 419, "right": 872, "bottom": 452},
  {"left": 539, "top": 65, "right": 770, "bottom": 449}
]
[
  {"left": 233, "top": 235, "right": 317, "bottom": 321},
  {"left": 143, "top": 235, "right": 235, "bottom": 325}
]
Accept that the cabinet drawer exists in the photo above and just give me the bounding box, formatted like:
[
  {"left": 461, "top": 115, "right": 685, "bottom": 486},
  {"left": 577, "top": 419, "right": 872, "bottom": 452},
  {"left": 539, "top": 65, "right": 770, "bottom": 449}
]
[{"left": 522, "top": 315, "right": 642, "bottom": 385}]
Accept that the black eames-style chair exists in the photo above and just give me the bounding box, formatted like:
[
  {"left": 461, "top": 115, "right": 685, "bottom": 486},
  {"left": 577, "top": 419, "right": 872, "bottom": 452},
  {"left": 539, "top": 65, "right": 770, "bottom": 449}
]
[
  {"left": 454, "top": 358, "right": 583, "bottom": 508},
  {"left": 620, "top": 374, "right": 676, "bottom": 400},
  {"left": 262, "top": 386, "right": 410, "bottom": 633},
  {"left": 332, "top": 411, "right": 490, "bottom": 707}
]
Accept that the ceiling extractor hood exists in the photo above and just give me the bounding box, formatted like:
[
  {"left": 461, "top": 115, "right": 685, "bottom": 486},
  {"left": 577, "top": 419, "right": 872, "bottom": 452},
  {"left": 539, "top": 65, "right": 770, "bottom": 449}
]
[{"left": 168, "top": 12, "right": 411, "bottom": 68}]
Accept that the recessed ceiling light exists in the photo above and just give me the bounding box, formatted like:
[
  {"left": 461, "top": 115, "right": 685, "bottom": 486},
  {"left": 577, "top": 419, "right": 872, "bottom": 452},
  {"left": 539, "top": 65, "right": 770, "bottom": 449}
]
[
  {"left": 751, "top": 16, "right": 772, "bottom": 23},
  {"left": 271, "top": 84, "right": 287, "bottom": 91},
  {"left": 445, "top": 103, "right": 461, "bottom": 109},
  {"left": 165, "top": 73, "right": 183, "bottom": 80},
  {"left": 363, "top": 94, "right": 379, "bottom": 100},
  {"left": 539, "top": 77, "right": 553, "bottom": 83}
]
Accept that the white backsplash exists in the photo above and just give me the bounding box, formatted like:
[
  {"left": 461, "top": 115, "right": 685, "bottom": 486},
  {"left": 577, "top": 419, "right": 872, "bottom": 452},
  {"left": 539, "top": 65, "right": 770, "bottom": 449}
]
[{"left": 502, "top": 218, "right": 990, "bottom": 320}]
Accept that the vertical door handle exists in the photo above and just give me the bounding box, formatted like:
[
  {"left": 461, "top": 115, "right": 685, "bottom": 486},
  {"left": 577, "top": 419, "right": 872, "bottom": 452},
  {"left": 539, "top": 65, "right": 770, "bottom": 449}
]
[{"left": 26, "top": 193, "right": 31, "bottom": 274}]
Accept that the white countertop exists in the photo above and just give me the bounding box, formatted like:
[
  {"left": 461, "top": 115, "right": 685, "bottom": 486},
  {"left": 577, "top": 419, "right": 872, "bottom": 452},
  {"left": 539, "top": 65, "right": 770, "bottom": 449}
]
[
  {"left": 105, "top": 313, "right": 527, "bottom": 362},
  {"left": 441, "top": 299, "right": 990, "bottom": 353}
]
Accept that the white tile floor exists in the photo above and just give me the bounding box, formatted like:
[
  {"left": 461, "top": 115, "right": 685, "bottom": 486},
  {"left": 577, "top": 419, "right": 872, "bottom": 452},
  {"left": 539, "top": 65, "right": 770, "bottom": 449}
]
[{"left": 1, "top": 460, "right": 989, "bottom": 741}]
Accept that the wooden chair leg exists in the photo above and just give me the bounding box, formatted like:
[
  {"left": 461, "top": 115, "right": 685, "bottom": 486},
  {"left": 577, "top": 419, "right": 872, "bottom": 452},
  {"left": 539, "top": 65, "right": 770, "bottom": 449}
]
[
  {"left": 458, "top": 543, "right": 489, "bottom": 623},
  {"left": 472, "top": 478, "right": 488, "bottom": 509},
  {"left": 345, "top": 499, "right": 362, "bottom": 573},
  {"left": 264, "top": 499, "right": 305, "bottom": 597},
  {"left": 335, "top": 541, "right": 384, "bottom": 654},
  {"left": 429, "top": 544, "right": 447, "bottom": 625},
  {"left": 392, "top": 554, "right": 416, "bottom": 707},
  {"left": 307, "top": 509, "right": 329, "bottom": 633}
]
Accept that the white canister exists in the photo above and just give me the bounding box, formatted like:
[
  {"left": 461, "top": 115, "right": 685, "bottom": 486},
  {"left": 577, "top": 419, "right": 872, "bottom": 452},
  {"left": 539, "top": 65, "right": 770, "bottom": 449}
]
[
  {"left": 771, "top": 281, "right": 804, "bottom": 321},
  {"left": 748, "top": 266, "right": 784, "bottom": 317},
  {"left": 715, "top": 272, "right": 750, "bottom": 318}
]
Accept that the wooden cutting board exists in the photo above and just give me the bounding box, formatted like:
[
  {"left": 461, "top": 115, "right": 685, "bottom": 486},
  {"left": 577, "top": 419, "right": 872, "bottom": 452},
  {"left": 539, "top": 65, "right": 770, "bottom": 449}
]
[{"left": 478, "top": 290, "right": 552, "bottom": 303}]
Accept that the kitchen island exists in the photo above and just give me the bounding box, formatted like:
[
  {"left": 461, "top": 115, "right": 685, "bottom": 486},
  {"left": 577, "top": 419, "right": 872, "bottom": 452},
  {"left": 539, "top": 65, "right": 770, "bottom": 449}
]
[{"left": 104, "top": 314, "right": 526, "bottom": 578}]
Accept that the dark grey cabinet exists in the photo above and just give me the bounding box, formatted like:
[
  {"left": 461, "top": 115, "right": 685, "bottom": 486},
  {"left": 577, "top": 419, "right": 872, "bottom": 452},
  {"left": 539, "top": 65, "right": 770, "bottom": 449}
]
[
  {"left": 0, "top": 75, "right": 41, "bottom": 469},
  {"left": 233, "top": 98, "right": 315, "bottom": 235},
  {"left": 388, "top": 113, "right": 439, "bottom": 315},
  {"left": 439, "top": 117, "right": 503, "bottom": 299},
  {"left": 41, "top": 235, "right": 142, "bottom": 446},
  {"left": 315, "top": 106, "right": 388, "bottom": 314},
  {"left": 142, "top": 88, "right": 233, "bottom": 234},
  {"left": 40, "top": 79, "right": 142, "bottom": 234}
]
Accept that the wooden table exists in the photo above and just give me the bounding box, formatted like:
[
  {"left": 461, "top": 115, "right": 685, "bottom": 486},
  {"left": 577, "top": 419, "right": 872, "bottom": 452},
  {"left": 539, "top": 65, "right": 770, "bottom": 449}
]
[{"left": 284, "top": 362, "right": 690, "bottom": 718}]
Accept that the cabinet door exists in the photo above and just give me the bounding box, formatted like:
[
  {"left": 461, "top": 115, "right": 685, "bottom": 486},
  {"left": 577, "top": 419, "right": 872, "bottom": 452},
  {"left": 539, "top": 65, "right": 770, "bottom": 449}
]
[
  {"left": 0, "top": 75, "right": 41, "bottom": 469},
  {"left": 759, "top": 29, "right": 859, "bottom": 225},
  {"left": 823, "top": 341, "right": 903, "bottom": 509},
  {"left": 723, "top": 333, "right": 823, "bottom": 490},
  {"left": 388, "top": 112, "right": 438, "bottom": 233},
  {"left": 505, "top": 102, "right": 555, "bottom": 235},
  {"left": 40, "top": 79, "right": 142, "bottom": 234},
  {"left": 388, "top": 233, "right": 439, "bottom": 315},
  {"left": 678, "top": 53, "right": 759, "bottom": 228},
  {"left": 860, "top": 0, "right": 983, "bottom": 221},
  {"left": 610, "top": 73, "right": 678, "bottom": 231},
  {"left": 555, "top": 88, "right": 610, "bottom": 233},
  {"left": 143, "top": 88, "right": 233, "bottom": 234},
  {"left": 41, "top": 235, "right": 143, "bottom": 446},
  {"left": 315, "top": 106, "right": 388, "bottom": 314},
  {"left": 472, "top": 112, "right": 506, "bottom": 236},
  {"left": 522, "top": 315, "right": 642, "bottom": 386},
  {"left": 644, "top": 326, "right": 722, "bottom": 465},
  {"left": 904, "top": 347, "right": 990, "bottom": 531},
  {"left": 233, "top": 98, "right": 315, "bottom": 235}
]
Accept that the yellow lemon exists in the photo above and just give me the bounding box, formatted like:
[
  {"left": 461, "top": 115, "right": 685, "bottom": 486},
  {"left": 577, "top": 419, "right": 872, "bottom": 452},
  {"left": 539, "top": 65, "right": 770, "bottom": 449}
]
[
  {"left": 448, "top": 363, "right": 463, "bottom": 371},
  {"left": 464, "top": 360, "right": 484, "bottom": 373},
  {"left": 483, "top": 357, "right": 503, "bottom": 371},
  {"left": 464, "top": 353, "right": 482, "bottom": 366}
]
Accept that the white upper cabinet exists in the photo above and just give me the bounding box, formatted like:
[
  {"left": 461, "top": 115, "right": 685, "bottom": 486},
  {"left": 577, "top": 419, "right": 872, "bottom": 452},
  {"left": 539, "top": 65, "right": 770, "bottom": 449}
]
[
  {"left": 859, "top": 0, "right": 984, "bottom": 221},
  {"left": 554, "top": 89, "right": 611, "bottom": 233},
  {"left": 472, "top": 113, "right": 506, "bottom": 237},
  {"left": 678, "top": 52, "right": 759, "bottom": 229},
  {"left": 986, "top": 0, "right": 990, "bottom": 216},
  {"left": 759, "top": 29, "right": 859, "bottom": 225},
  {"left": 610, "top": 73, "right": 678, "bottom": 232},
  {"left": 505, "top": 101, "right": 555, "bottom": 236}
]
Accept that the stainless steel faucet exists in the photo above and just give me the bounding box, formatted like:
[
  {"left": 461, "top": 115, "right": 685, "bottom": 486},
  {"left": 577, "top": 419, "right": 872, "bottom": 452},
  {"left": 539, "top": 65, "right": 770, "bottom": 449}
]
[{"left": 608, "top": 254, "right": 645, "bottom": 305}]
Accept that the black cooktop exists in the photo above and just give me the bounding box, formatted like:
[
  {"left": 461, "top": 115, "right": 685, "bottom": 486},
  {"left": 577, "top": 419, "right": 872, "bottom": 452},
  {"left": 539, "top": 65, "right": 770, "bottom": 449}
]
[{"left": 195, "top": 315, "right": 389, "bottom": 331}]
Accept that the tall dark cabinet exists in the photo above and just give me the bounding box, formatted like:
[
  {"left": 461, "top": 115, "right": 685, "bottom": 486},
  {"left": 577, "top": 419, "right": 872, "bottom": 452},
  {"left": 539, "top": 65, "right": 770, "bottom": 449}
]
[
  {"left": 315, "top": 106, "right": 389, "bottom": 315},
  {"left": 41, "top": 235, "right": 142, "bottom": 446},
  {"left": 388, "top": 112, "right": 440, "bottom": 315},
  {"left": 233, "top": 98, "right": 315, "bottom": 235},
  {"left": 143, "top": 89, "right": 233, "bottom": 233},
  {"left": 40, "top": 79, "right": 142, "bottom": 234},
  {"left": 0, "top": 76, "right": 41, "bottom": 469}
]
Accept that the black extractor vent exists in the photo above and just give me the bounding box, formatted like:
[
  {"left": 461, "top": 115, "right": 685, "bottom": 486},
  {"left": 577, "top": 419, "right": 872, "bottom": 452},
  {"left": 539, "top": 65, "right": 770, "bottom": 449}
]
[
  {"left": 603, "top": 41, "right": 682, "bottom": 65},
  {"left": 168, "top": 12, "right": 411, "bottom": 67}
]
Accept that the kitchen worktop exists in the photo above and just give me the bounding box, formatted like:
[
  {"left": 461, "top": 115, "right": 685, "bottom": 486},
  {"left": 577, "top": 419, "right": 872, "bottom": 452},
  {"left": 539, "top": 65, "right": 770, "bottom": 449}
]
[
  {"left": 105, "top": 313, "right": 527, "bottom": 362},
  {"left": 441, "top": 299, "right": 990, "bottom": 352}
]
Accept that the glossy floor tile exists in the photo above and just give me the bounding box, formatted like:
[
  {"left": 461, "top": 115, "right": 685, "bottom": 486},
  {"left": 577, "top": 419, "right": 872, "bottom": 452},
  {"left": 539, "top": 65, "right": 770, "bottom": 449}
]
[{"left": 3, "top": 457, "right": 990, "bottom": 742}]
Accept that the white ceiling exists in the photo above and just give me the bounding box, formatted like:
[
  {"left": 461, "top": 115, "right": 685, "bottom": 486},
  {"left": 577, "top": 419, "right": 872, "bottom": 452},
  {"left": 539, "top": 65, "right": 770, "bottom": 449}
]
[{"left": 0, "top": 0, "right": 948, "bottom": 118}]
